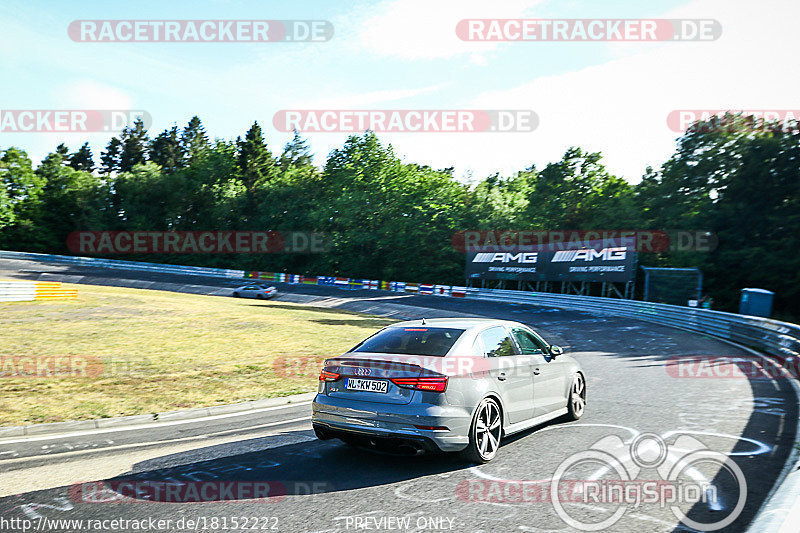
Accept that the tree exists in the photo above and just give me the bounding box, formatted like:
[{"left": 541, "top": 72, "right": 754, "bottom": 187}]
[
  {"left": 100, "top": 137, "right": 122, "bottom": 175},
  {"left": 150, "top": 126, "right": 184, "bottom": 173},
  {"left": 0, "top": 148, "right": 45, "bottom": 248},
  {"left": 639, "top": 113, "right": 800, "bottom": 316},
  {"left": 0, "top": 147, "right": 43, "bottom": 209},
  {"left": 181, "top": 116, "right": 209, "bottom": 165},
  {"left": 236, "top": 122, "right": 278, "bottom": 194},
  {"left": 113, "top": 162, "right": 186, "bottom": 230},
  {"left": 278, "top": 131, "right": 314, "bottom": 171},
  {"left": 0, "top": 185, "right": 12, "bottom": 231},
  {"left": 69, "top": 142, "right": 95, "bottom": 173},
  {"left": 313, "top": 132, "right": 469, "bottom": 282},
  {"left": 119, "top": 117, "right": 149, "bottom": 172},
  {"left": 34, "top": 163, "right": 108, "bottom": 251}
]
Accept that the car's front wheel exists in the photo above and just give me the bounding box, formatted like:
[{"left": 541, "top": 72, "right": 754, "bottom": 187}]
[
  {"left": 462, "top": 397, "right": 502, "bottom": 463},
  {"left": 566, "top": 373, "right": 586, "bottom": 420}
]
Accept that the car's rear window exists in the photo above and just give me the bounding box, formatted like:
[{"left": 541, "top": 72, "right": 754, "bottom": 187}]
[{"left": 351, "top": 327, "right": 465, "bottom": 357}]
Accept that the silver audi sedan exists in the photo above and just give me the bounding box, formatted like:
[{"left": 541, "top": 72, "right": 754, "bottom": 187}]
[{"left": 312, "top": 318, "right": 585, "bottom": 462}]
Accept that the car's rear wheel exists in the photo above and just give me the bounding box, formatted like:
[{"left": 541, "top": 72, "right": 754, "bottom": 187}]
[
  {"left": 462, "top": 397, "right": 502, "bottom": 463},
  {"left": 566, "top": 373, "right": 586, "bottom": 420},
  {"left": 232, "top": 292, "right": 240, "bottom": 298},
  {"left": 257, "top": 294, "right": 265, "bottom": 300}
]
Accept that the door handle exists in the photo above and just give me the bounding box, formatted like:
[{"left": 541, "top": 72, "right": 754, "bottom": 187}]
[
  {"left": 532, "top": 368, "right": 541, "bottom": 375},
  {"left": 497, "top": 372, "right": 507, "bottom": 381}
]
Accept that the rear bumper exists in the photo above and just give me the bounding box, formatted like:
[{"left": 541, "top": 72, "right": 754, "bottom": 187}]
[{"left": 312, "top": 394, "right": 472, "bottom": 452}]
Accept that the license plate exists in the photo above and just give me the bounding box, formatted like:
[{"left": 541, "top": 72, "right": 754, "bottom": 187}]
[{"left": 345, "top": 378, "right": 389, "bottom": 393}]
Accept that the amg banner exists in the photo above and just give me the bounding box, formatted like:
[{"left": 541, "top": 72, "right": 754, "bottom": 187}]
[{"left": 465, "top": 238, "right": 637, "bottom": 283}]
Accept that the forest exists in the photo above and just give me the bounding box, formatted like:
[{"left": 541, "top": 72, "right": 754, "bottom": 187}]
[{"left": 1, "top": 114, "right": 798, "bottom": 317}]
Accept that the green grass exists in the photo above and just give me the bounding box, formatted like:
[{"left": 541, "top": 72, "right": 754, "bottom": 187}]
[{"left": 0, "top": 284, "right": 395, "bottom": 426}]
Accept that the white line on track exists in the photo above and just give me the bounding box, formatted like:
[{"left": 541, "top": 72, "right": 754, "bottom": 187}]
[
  {"left": 0, "top": 416, "right": 313, "bottom": 466},
  {"left": 0, "top": 401, "right": 312, "bottom": 445}
]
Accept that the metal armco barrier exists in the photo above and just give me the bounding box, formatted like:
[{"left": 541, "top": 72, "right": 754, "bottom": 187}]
[
  {"left": 464, "top": 287, "right": 800, "bottom": 364},
  {"left": 0, "top": 250, "right": 245, "bottom": 279}
]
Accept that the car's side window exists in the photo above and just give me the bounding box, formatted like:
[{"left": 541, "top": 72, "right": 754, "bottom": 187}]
[
  {"left": 473, "top": 336, "right": 485, "bottom": 357},
  {"left": 480, "top": 327, "right": 517, "bottom": 357},
  {"left": 511, "top": 328, "right": 547, "bottom": 355}
]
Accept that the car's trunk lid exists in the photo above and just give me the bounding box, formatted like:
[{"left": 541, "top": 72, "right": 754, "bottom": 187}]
[{"left": 322, "top": 353, "right": 434, "bottom": 405}]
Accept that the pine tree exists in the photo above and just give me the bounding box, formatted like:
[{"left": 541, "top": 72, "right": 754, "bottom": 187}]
[
  {"left": 69, "top": 142, "right": 95, "bottom": 173},
  {"left": 100, "top": 137, "right": 123, "bottom": 175},
  {"left": 236, "top": 122, "right": 277, "bottom": 193},
  {"left": 55, "top": 143, "right": 69, "bottom": 159},
  {"left": 181, "top": 116, "right": 209, "bottom": 165},
  {"left": 279, "top": 131, "right": 314, "bottom": 171},
  {"left": 149, "top": 126, "right": 184, "bottom": 173},
  {"left": 119, "top": 117, "right": 149, "bottom": 172}
]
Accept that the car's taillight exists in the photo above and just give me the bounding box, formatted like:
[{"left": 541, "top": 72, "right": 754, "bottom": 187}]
[
  {"left": 319, "top": 369, "right": 340, "bottom": 381},
  {"left": 390, "top": 376, "right": 448, "bottom": 392}
]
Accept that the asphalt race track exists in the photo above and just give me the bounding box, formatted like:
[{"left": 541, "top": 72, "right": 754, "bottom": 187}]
[{"left": 0, "top": 258, "right": 797, "bottom": 532}]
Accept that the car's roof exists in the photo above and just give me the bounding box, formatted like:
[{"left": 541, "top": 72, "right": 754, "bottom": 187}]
[{"left": 387, "top": 318, "right": 523, "bottom": 331}]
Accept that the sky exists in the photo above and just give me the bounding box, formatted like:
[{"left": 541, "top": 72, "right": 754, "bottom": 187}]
[{"left": 0, "top": 0, "right": 798, "bottom": 183}]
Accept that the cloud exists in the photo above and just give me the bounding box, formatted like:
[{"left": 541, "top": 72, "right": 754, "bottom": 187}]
[
  {"left": 300, "top": 83, "right": 448, "bottom": 108},
  {"left": 53, "top": 80, "right": 134, "bottom": 109},
  {"left": 355, "top": 0, "right": 540, "bottom": 60},
  {"left": 343, "top": 0, "right": 800, "bottom": 182}
]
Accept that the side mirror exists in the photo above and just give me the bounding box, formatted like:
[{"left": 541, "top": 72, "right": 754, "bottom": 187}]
[{"left": 549, "top": 345, "right": 563, "bottom": 357}]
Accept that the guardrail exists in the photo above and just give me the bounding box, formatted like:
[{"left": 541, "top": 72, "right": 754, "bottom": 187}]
[
  {"left": 465, "top": 288, "right": 800, "bottom": 366},
  {"left": 0, "top": 250, "right": 245, "bottom": 279}
]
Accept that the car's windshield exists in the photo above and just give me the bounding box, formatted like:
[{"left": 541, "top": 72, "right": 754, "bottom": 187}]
[{"left": 351, "top": 327, "right": 465, "bottom": 357}]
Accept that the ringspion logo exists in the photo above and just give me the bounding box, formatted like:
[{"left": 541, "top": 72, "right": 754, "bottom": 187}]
[
  {"left": 550, "top": 433, "right": 746, "bottom": 530},
  {"left": 68, "top": 20, "right": 333, "bottom": 42},
  {"left": 456, "top": 19, "right": 721, "bottom": 41},
  {"left": 273, "top": 110, "right": 538, "bottom": 133}
]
